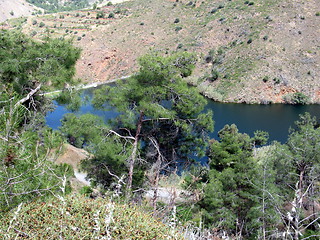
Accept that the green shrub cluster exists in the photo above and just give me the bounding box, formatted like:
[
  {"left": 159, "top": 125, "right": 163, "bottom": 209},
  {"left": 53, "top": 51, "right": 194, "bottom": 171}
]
[{"left": 0, "top": 194, "right": 183, "bottom": 239}]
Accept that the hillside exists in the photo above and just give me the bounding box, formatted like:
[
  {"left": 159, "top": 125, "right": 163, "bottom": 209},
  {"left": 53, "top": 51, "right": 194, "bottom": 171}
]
[
  {"left": 3, "top": 0, "right": 320, "bottom": 104},
  {"left": 0, "top": 0, "right": 41, "bottom": 22}
]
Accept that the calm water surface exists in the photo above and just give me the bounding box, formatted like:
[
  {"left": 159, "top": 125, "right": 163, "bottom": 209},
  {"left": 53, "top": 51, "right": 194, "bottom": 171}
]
[{"left": 46, "top": 88, "right": 320, "bottom": 144}]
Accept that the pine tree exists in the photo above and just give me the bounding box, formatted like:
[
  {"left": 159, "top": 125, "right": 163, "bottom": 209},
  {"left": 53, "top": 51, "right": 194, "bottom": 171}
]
[{"left": 88, "top": 52, "right": 214, "bottom": 193}]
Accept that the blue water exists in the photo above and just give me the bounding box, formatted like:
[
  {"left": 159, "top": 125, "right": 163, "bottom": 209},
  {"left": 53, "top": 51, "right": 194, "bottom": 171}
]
[{"left": 46, "top": 88, "right": 320, "bottom": 144}]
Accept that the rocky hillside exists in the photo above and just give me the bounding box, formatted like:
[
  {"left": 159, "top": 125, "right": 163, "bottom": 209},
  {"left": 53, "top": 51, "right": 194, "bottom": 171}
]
[
  {"left": 0, "top": 0, "right": 41, "bottom": 22},
  {"left": 2, "top": 0, "right": 320, "bottom": 103}
]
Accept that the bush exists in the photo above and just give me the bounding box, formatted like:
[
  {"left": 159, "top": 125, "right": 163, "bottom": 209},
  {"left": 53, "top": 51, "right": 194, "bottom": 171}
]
[
  {"left": 316, "top": 12, "right": 320, "bottom": 16},
  {"left": 96, "top": 11, "right": 105, "bottom": 19},
  {"left": 9, "top": 10, "right": 14, "bottom": 16},
  {"left": 77, "top": 36, "right": 82, "bottom": 41},
  {"left": 247, "top": 38, "right": 252, "bottom": 44},
  {"left": 262, "top": 76, "right": 269, "bottom": 82},
  {"left": 210, "top": 69, "right": 219, "bottom": 81},
  {"left": 174, "top": 18, "right": 180, "bottom": 23},
  {"left": 39, "top": 22, "right": 45, "bottom": 28},
  {"left": 175, "top": 26, "right": 182, "bottom": 32},
  {"left": 263, "top": 35, "right": 268, "bottom": 41},
  {"left": 0, "top": 194, "right": 182, "bottom": 239},
  {"left": 283, "top": 92, "right": 309, "bottom": 105},
  {"left": 273, "top": 77, "right": 281, "bottom": 84},
  {"left": 32, "top": 20, "right": 37, "bottom": 25},
  {"left": 30, "top": 31, "right": 37, "bottom": 37},
  {"left": 108, "top": 12, "right": 115, "bottom": 18},
  {"left": 210, "top": 8, "right": 217, "bottom": 14}
]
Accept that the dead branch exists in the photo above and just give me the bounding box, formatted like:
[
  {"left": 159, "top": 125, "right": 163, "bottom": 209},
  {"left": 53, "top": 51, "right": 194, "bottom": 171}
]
[{"left": 15, "top": 84, "right": 42, "bottom": 107}]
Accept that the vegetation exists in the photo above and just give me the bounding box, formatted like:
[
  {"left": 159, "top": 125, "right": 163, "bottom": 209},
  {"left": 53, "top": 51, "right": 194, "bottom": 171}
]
[
  {"left": 61, "top": 52, "right": 213, "bottom": 194},
  {"left": 0, "top": 30, "right": 80, "bottom": 211},
  {"left": 26, "top": 0, "right": 89, "bottom": 13},
  {"left": 0, "top": 194, "right": 183, "bottom": 239},
  {"left": 1, "top": 10, "right": 320, "bottom": 236}
]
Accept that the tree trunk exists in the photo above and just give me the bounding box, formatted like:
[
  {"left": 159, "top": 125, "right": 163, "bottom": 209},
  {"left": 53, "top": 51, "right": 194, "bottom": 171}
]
[{"left": 126, "top": 111, "right": 144, "bottom": 194}]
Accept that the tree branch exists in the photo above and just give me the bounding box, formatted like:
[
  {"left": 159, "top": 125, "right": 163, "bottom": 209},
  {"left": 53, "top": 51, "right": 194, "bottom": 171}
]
[{"left": 15, "top": 84, "right": 42, "bottom": 107}]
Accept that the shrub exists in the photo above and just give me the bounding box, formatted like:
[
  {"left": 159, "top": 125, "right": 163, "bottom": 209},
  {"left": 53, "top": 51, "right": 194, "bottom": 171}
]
[
  {"left": 75, "top": 13, "right": 80, "bottom": 17},
  {"left": 177, "top": 43, "right": 183, "bottom": 49},
  {"left": 32, "top": 20, "right": 37, "bottom": 25},
  {"left": 248, "top": 2, "right": 254, "bottom": 5},
  {"left": 77, "top": 36, "right": 82, "bottom": 41},
  {"left": 204, "top": 55, "right": 213, "bottom": 63},
  {"left": 9, "top": 10, "right": 14, "bottom": 16},
  {"left": 174, "top": 18, "right": 180, "bottom": 23},
  {"left": 108, "top": 12, "right": 115, "bottom": 18},
  {"left": 218, "top": 5, "right": 224, "bottom": 9},
  {"left": 247, "top": 38, "right": 252, "bottom": 44},
  {"left": 316, "top": 12, "right": 320, "bottom": 16},
  {"left": 273, "top": 77, "right": 281, "bottom": 84},
  {"left": 263, "top": 35, "right": 268, "bottom": 41},
  {"left": 0, "top": 194, "right": 183, "bottom": 239},
  {"left": 283, "top": 92, "right": 309, "bottom": 105},
  {"left": 30, "top": 31, "right": 37, "bottom": 37},
  {"left": 107, "top": 1, "right": 113, "bottom": 6},
  {"left": 211, "top": 8, "right": 217, "bottom": 14},
  {"left": 175, "top": 26, "right": 182, "bottom": 32},
  {"left": 39, "top": 22, "right": 45, "bottom": 27},
  {"left": 262, "top": 76, "right": 269, "bottom": 82},
  {"left": 96, "top": 11, "right": 105, "bottom": 19},
  {"left": 210, "top": 69, "right": 219, "bottom": 81}
]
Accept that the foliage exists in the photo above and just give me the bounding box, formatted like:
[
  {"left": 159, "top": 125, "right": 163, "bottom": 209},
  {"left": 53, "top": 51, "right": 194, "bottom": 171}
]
[
  {"left": 0, "top": 99, "right": 73, "bottom": 211},
  {"left": 96, "top": 11, "right": 105, "bottom": 19},
  {"left": 201, "top": 124, "right": 263, "bottom": 238},
  {"left": 26, "top": 0, "right": 89, "bottom": 13},
  {"left": 254, "top": 113, "right": 320, "bottom": 239},
  {"left": 0, "top": 30, "right": 81, "bottom": 97},
  {"left": 87, "top": 52, "right": 213, "bottom": 191},
  {"left": 283, "top": 92, "right": 309, "bottom": 105},
  {"left": 0, "top": 30, "right": 81, "bottom": 211},
  {"left": 0, "top": 194, "right": 183, "bottom": 239}
]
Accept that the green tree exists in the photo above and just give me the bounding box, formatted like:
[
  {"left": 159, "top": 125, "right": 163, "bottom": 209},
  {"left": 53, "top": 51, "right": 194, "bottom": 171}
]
[
  {"left": 60, "top": 113, "right": 135, "bottom": 189},
  {"left": 271, "top": 113, "right": 320, "bottom": 239},
  {"left": 202, "top": 124, "right": 263, "bottom": 238},
  {"left": 0, "top": 30, "right": 81, "bottom": 211},
  {"left": 88, "top": 52, "right": 213, "bottom": 193}
]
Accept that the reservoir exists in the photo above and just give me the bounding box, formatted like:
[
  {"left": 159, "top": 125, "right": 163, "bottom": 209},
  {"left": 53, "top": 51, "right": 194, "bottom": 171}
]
[{"left": 46, "top": 87, "right": 320, "bottom": 144}]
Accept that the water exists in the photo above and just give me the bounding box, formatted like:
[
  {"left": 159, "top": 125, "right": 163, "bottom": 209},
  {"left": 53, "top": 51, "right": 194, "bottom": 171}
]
[
  {"left": 205, "top": 102, "right": 320, "bottom": 143},
  {"left": 46, "top": 88, "right": 320, "bottom": 144}
]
